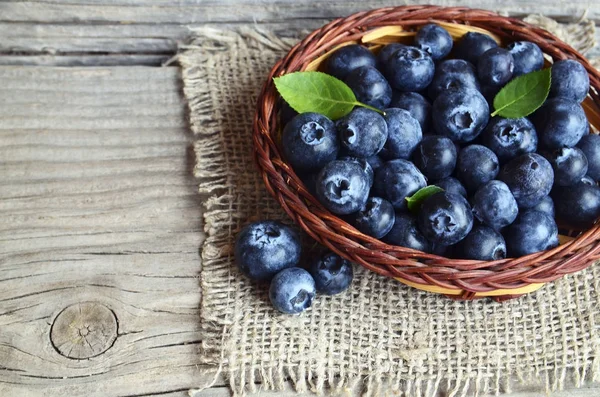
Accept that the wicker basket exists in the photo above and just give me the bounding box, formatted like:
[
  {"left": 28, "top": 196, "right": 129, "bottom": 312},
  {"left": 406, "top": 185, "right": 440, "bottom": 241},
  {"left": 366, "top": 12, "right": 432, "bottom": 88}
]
[{"left": 253, "top": 5, "right": 600, "bottom": 301}]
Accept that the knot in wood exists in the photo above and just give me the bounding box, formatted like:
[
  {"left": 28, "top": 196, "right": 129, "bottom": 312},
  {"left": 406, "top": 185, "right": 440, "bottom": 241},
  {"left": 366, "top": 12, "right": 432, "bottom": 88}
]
[{"left": 50, "top": 302, "right": 118, "bottom": 359}]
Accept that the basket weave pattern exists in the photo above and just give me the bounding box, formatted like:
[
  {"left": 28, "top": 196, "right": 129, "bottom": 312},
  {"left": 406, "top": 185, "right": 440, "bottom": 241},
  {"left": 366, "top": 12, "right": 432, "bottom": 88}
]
[{"left": 253, "top": 5, "right": 600, "bottom": 300}]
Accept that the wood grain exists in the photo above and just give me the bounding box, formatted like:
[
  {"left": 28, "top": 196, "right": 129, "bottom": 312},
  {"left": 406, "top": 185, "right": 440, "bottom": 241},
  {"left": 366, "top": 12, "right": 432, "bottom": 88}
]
[{"left": 0, "top": 66, "right": 217, "bottom": 396}]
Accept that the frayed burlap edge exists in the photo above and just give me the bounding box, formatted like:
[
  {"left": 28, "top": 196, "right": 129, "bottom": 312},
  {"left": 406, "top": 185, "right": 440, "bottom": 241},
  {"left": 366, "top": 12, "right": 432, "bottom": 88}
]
[{"left": 180, "top": 19, "right": 600, "bottom": 397}]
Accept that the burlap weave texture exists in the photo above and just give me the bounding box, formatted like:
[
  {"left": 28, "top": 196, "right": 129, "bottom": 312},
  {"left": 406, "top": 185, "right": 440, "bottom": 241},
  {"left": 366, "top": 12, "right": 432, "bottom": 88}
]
[{"left": 180, "top": 18, "right": 600, "bottom": 397}]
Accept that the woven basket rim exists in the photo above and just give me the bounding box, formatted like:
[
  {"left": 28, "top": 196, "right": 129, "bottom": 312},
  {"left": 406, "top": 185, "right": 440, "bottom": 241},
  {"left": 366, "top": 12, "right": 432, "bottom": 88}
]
[{"left": 252, "top": 5, "right": 600, "bottom": 301}]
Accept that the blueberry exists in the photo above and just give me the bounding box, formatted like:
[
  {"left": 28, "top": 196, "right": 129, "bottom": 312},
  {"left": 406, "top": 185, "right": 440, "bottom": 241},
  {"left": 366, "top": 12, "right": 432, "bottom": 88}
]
[
  {"left": 499, "top": 153, "right": 554, "bottom": 208},
  {"left": 373, "top": 159, "right": 427, "bottom": 210},
  {"left": 315, "top": 159, "right": 371, "bottom": 214},
  {"left": 269, "top": 268, "right": 316, "bottom": 314},
  {"left": 577, "top": 134, "right": 600, "bottom": 180},
  {"left": 456, "top": 145, "right": 500, "bottom": 192},
  {"left": 380, "top": 108, "right": 423, "bottom": 160},
  {"left": 531, "top": 195, "right": 555, "bottom": 218},
  {"left": 384, "top": 46, "right": 435, "bottom": 92},
  {"left": 344, "top": 65, "right": 392, "bottom": 109},
  {"left": 282, "top": 112, "right": 339, "bottom": 172},
  {"left": 481, "top": 117, "right": 537, "bottom": 163},
  {"left": 543, "top": 147, "right": 588, "bottom": 186},
  {"left": 455, "top": 32, "right": 498, "bottom": 65},
  {"left": 458, "top": 225, "right": 507, "bottom": 260},
  {"left": 504, "top": 210, "right": 559, "bottom": 256},
  {"left": 353, "top": 197, "right": 395, "bottom": 238},
  {"left": 580, "top": 175, "right": 597, "bottom": 186},
  {"left": 549, "top": 59, "right": 590, "bottom": 103},
  {"left": 338, "top": 156, "right": 374, "bottom": 187},
  {"left": 417, "top": 192, "right": 474, "bottom": 245},
  {"left": 552, "top": 183, "right": 600, "bottom": 229},
  {"left": 389, "top": 91, "right": 431, "bottom": 132},
  {"left": 377, "top": 43, "right": 406, "bottom": 70},
  {"left": 365, "top": 155, "right": 384, "bottom": 173},
  {"left": 412, "top": 135, "right": 457, "bottom": 180},
  {"left": 432, "top": 88, "right": 490, "bottom": 143},
  {"left": 471, "top": 180, "right": 519, "bottom": 230},
  {"left": 235, "top": 220, "right": 302, "bottom": 281},
  {"left": 325, "top": 44, "right": 377, "bottom": 80},
  {"left": 383, "top": 211, "right": 432, "bottom": 252},
  {"left": 507, "top": 41, "right": 544, "bottom": 77},
  {"left": 336, "top": 107, "right": 388, "bottom": 158},
  {"left": 477, "top": 47, "right": 514, "bottom": 86},
  {"left": 308, "top": 251, "right": 354, "bottom": 295},
  {"left": 427, "top": 59, "right": 480, "bottom": 100},
  {"left": 415, "top": 23, "right": 453, "bottom": 61},
  {"left": 532, "top": 97, "right": 588, "bottom": 149},
  {"left": 434, "top": 177, "right": 467, "bottom": 198}
]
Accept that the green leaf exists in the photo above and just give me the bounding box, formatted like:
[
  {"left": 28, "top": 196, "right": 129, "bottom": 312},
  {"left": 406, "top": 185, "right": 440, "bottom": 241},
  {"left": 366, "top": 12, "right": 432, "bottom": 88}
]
[
  {"left": 491, "top": 68, "right": 552, "bottom": 119},
  {"left": 273, "top": 71, "right": 383, "bottom": 120},
  {"left": 406, "top": 186, "right": 444, "bottom": 213}
]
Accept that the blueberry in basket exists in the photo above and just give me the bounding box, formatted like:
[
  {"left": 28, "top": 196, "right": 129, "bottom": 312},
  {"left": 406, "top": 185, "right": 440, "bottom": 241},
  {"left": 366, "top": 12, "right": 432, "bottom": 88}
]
[{"left": 250, "top": 21, "right": 599, "bottom": 309}]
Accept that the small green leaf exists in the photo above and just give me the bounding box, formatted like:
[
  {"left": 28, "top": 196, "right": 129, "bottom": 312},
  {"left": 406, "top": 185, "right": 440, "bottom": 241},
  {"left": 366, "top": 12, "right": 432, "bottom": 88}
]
[
  {"left": 406, "top": 186, "right": 444, "bottom": 213},
  {"left": 491, "top": 68, "right": 552, "bottom": 119},
  {"left": 273, "top": 71, "right": 383, "bottom": 120}
]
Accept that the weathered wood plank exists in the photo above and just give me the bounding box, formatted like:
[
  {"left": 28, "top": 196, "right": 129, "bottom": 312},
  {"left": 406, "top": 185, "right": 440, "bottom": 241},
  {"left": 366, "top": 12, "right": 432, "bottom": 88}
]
[
  {"left": 0, "top": 0, "right": 598, "bottom": 25},
  {"left": 0, "top": 66, "right": 218, "bottom": 396}
]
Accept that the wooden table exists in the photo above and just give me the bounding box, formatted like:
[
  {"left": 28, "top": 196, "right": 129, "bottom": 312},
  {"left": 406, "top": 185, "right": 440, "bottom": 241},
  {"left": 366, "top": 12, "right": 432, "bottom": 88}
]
[{"left": 1, "top": 2, "right": 599, "bottom": 396}]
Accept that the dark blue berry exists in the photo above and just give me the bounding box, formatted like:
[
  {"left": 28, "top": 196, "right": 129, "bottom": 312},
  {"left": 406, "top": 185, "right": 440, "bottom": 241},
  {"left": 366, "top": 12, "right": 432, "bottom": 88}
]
[
  {"left": 282, "top": 112, "right": 338, "bottom": 172},
  {"left": 459, "top": 225, "right": 507, "bottom": 260},
  {"left": 481, "top": 117, "right": 537, "bottom": 163},
  {"left": 471, "top": 180, "right": 519, "bottom": 230},
  {"left": 434, "top": 177, "right": 467, "bottom": 198},
  {"left": 377, "top": 43, "right": 406, "bottom": 70},
  {"left": 455, "top": 32, "right": 498, "bottom": 65},
  {"left": 504, "top": 210, "right": 558, "bottom": 256},
  {"left": 336, "top": 107, "right": 388, "bottom": 158},
  {"left": 531, "top": 195, "right": 555, "bottom": 218},
  {"left": 373, "top": 159, "right": 427, "bottom": 210},
  {"left": 577, "top": 134, "right": 600, "bottom": 180},
  {"left": 552, "top": 183, "right": 600, "bottom": 229},
  {"left": 325, "top": 44, "right": 377, "bottom": 80},
  {"left": 384, "top": 46, "right": 435, "bottom": 92},
  {"left": 427, "top": 59, "right": 480, "bottom": 100},
  {"left": 499, "top": 153, "right": 554, "bottom": 208},
  {"left": 380, "top": 108, "right": 423, "bottom": 160},
  {"left": 269, "top": 268, "right": 316, "bottom": 314},
  {"left": 415, "top": 23, "right": 453, "bottom": 61},
  {"left": 353, "top": 197, "right": 395, "bottom": 238},
  {"left": 507, "top": 41, "right": 544, "bottom": 77},
  {"left": 235, "top": 221, "right": 302, "bottom": 281},
  {"left": 338, "top": 156, "right": 374, "bottom": 188},
  {"left": 344, "top": 65, "right": 392, "bottom": 109},
  {"left": 550, "top": 59, "right": 590, "bottom": 103},
  {"left": 308, "top": 251, "right": 354, "bottom": 295},
  {"left": 432, "top": 88, "right": 490, "bottom": 143},
  {"left": 315, "top": 159, "right": 371, "bottom": 214},
  {"left": 412, "top": 135, "right": 457, "bottom": 180},
  {"left": 543, "top": 147, "right": 588, "bottom": 186},
  {"left": 417, "top": 192, "right": 474, "bottom": 245},
  {"left": 389, "top": 91, "right": 431, "bottom": 132},
  {"left": 532, "top": 97, "right": 588, "bottom": 149},
  {"left": 477, "top": 47, "right": 514, "bottom": 86},
  {"left": 365, "top": 155, "right": 384, "bottom": 173},
  {"left": 580, "top": 175, "right": 597, "bottom": 186},
  {"left": 456, "top": 145, "right": 500, "bottom": 192},
  {"left": 383, "top": 211, "right": 432, "bottom": 252}
]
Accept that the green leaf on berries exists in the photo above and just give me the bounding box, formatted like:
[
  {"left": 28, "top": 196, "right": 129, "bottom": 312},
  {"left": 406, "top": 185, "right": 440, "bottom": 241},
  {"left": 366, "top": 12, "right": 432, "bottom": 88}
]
[
  {"left": 273, "top": 71, "right": 383, "bottom": 120},
  {"left": 491, "top": 68, "right": 551, "bottom": 118},
  {"left": 406, "top": 185, "right": 444, "bottom": 213}
]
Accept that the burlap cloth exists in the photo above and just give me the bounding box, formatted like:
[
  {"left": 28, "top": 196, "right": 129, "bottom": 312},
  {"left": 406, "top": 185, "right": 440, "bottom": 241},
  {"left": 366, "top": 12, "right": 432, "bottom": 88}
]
[{"left": 180, "top": 15, "right": 600, "bottom": 397}]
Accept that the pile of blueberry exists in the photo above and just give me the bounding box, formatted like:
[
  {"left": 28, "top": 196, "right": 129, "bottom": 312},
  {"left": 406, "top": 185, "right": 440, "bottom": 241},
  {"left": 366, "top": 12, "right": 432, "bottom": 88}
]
[
  {"left": 235, "top": 220, "right": 353, "bottom": 314},
  {"left": 280, "top": 24, "right": 600, "bottom": 260}
]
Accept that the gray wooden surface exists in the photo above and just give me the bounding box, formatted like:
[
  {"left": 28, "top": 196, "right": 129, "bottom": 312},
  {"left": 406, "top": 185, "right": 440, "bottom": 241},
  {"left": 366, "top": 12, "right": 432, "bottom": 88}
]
[{"left": 0, "top": 1, "right": 599, "bottom": 396}]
